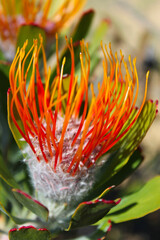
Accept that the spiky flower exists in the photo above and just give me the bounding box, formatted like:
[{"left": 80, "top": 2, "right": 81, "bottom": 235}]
[
  {"left": 8, "top": 36, "right": 148, "bottom": 209},
  {"left": 0, "top": 0, "right": 85, "bottom": 56}
]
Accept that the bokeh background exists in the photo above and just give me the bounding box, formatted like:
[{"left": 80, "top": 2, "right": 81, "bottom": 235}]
[
  {"left": 0, "top": 0, "right": 160, "bottom": 239},
  {"left": 86, "top": 0, "right": 160, "bottom": 239}
]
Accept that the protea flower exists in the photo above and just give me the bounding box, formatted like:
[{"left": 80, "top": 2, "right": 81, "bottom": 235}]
[
  {"left": 8, "top": 35, "right": 148, "bottom": 213},
  {"left": 0, "top": 0, "right": 85, "bottom": 57}
]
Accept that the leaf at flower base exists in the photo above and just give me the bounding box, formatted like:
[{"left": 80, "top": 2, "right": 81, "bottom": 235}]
[
  {"left": 0, "top": 153, "right": 19, "bottom": 189},
  {"left": 90, "top": 220, "right": 112, "bottom": 240},
  {"left": 0, "top": 61, "right": 10, "bottom": 146},
  {"left": 98, "top": 176, "right": 160, "bottom": 224},
  {"left": 7, "top": 89, "right": 28, "bottom": 154},
  {"left": 12, "top": 189, "right": 49, "bottom": 222},
  {"left": 97, "top": 186, "right": 115, "bottom": 199},
  {"left": 87, "top": 100, "right": 158, "bottom": 200},
  {"left": 111, "top": 100, "right": 158, "bottom": 172},
  {"left": 0, "top": 178, "right": 23, "bottom": 218},
  {"left": 70, "top": 220, "right": 112, "bottom": 240},
  {"left": 0, "top": 62, "right": 10, "bottom": 116},
  {"left": 102, "top": 148, "right": 143, "bottom": 188},
  {"left": 9, "top": 226, "right": 51, "bottom": 240},
  {"left": 0, "top": 200, "right": 29, "bottom": 224},
  {"left": 68, "top": 197, "right": 120, "bottom": 230},
  {"left": 68, "top": 186, "right": 114, "bottom": 234}
]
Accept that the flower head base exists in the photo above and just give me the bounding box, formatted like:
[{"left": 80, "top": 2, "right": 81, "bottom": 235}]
[
  {"left": 0, "top": 0, "right": 85, "bottom": 56},
  {"left": 8, "top": 36, "right": 148, "bottom": 204}
]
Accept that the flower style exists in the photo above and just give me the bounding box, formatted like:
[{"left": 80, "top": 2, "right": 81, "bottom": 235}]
[
  {"left": 8, "top": 36, "right": 148, "bottom": 205},
  {"left": 0, "top": 0, "right": 85, "bottom": 56}
]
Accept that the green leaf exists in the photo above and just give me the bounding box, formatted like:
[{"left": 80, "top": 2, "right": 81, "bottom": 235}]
[
  {"left": 0, "top": 178, "right": 22, "bottom": 216},
  {"left": 9, "top": 226, "right": 51, "bottom": 240},
  {"left": 68, "top": 197, "right": 120, "bottom": 230},
  {"left": 88, "top": 20, "right": 110, "bottom": 76},
  {"left": 16, "top": 25, "right": 46, "bottom": 82},
  {"left": 0, "top": 59, "right": 10, "bottom": 74},
  {"left": 71, "top": 9, "right": 95, "bottom": 43},
  {"left": 0, "top": 200, "right": 29, "bottom": 224},
  {"left": 89, "top": 20, "right": 110, "bottom": 55},
  {"left": 68, "top": 187, "right": 114, "bottom": 235},
  {"left": 0, "top": 61, "right": 10, "bottom": 144},
  {"left": 86, "top": 100, "right": 157, "bottom": 200},
  {"left": 0, "top": 61, "right": 10, "bottom": 113},
  {"left": 75, "top": 19, "right": 110, "bottom": 79},
  {"left": 69, "top": 221, "right": 111, "bottom": 240},
  {"left": 98, "top": 176, "right": 160, "bottom": 224},
  {"left": 102, "top": 148, "right": 144, "bottom": 188},
  {"left": 7, "top": 89, "right": 28, "bottom": 153},
  {"left": 0, "top": 153, "right": 19, "bottom": 189},
  {"left": 58, "top": 42, "right": 81, "bottom": 77},
  {"left": 50, "top": 9, "right": 95, "bottom": 80},
  {"left": 16, "top": 25, "right": 46, "bottom": 50},
  {"left": 96, "top": 186, "right": 115, "bottom": 199},
  {"left": 12, "top": 189, "right": 49, "bottom": 222}
]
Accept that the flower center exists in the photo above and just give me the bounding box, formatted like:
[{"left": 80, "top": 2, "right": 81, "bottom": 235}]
[{"left": 26, "top": 114, "right": 100, "bottom": 203}]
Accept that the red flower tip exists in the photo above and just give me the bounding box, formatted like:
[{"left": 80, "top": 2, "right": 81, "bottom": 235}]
[
  {"left": 34, "top": 199, "right": 48, "bottom": 209},
  {"left": 83, "top": 198, "right": 119, "bottom": 205},
  {"left": 9, "top": 228, "right": 17, "bottom": 232},
  {"left": 115, "top": 198, "right": 121, "bottom": 205},
  {"left": 107, "top": 220, "right": 112, "bottom": 232},
  {"left": 38, "top": 228, "right": 49, "bottom": 231},
  {"left": 82, "top": 8, "right": 95, "bottom": 16},
  {"left": 9, "top": 226, "right": 48, "bottom": 232},
  {"left": 7, "top": 88, "right": 11, "bottom": 94},
  {"left": 97, "top": 220, "right": 112, "bottom": 239},
  {"left": 13, "top": 189, "right": 47, "bottom": 209},
  {"left": 13, "top": 189, "right": 31, "bottom": 199},
  {"left": 19, "top": 225, "right": 36, "bottom": 230}
]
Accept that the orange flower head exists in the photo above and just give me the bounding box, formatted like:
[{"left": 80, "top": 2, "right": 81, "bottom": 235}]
[
  {"left": 8, "top": 36, "right": 148, "bottom": 203},
  {"left": 0, "top": 0, "right": 85, "bottom": 57}
]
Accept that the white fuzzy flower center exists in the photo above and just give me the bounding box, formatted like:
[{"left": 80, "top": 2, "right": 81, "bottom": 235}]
[{"left": 25, "top": 115, "right": 101, "bottom": 205}]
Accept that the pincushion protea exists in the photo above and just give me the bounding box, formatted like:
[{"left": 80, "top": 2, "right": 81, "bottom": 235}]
[
  {"left": 0, "top": 0, "right": 85, "bottom": 56},
  {"left": 8, "top": 35, "right": 148, "bottom": 205}
]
